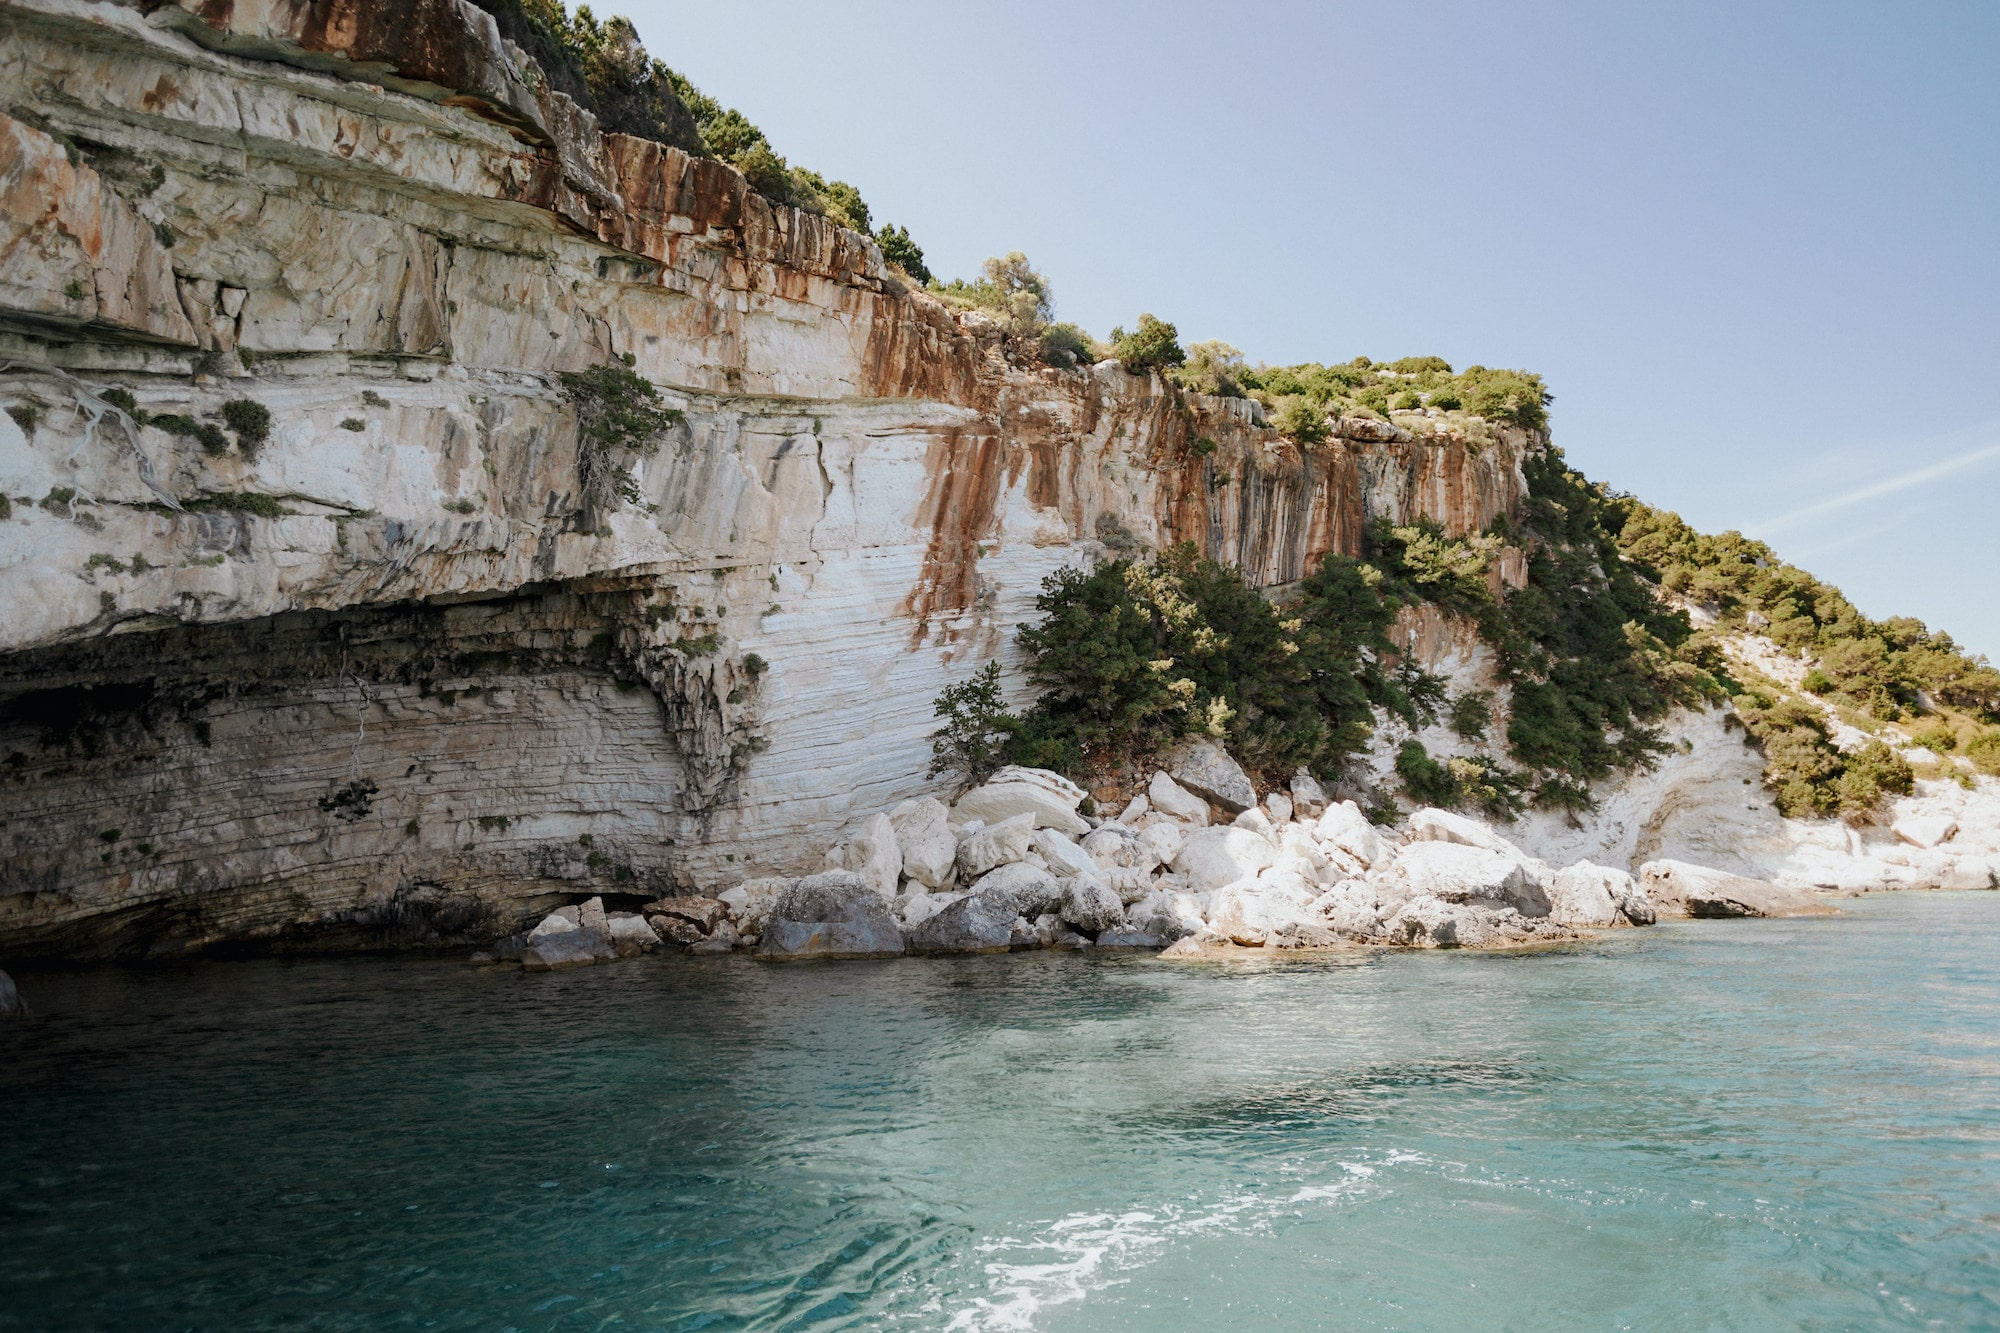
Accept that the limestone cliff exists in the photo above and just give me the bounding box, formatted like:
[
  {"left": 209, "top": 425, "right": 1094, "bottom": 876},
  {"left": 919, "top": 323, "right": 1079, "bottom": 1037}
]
[{"left": 0, "top": 0, "right": 1536, "bottom": 957}]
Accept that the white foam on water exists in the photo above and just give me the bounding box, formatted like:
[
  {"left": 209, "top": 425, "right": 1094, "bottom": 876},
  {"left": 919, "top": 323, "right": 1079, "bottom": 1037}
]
[{"left": 941, "top": 1160, "right": 1388, "bottom": 1330}]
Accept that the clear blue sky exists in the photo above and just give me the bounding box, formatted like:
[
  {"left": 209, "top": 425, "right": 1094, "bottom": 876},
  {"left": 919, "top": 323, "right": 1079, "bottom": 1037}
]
[{"left": 619, "top": 0, "right": 2000, "bottom": 659}]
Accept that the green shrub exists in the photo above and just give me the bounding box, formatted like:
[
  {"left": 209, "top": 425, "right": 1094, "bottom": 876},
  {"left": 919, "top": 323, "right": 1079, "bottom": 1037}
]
[
  {"left": 1395, "top": 739, "right": 1457, "bottom": 806},
  {"left": 933, "top": 252, "right": 1052, "bottom": 340},
  {"left": 1966, "top": 730, "right": 2000, "bottom": 776},
  {"left": 1911, "top": 721, "right": 1958, "bottom": 754},
  {"left": 101, "top": 388, "right": 146, "bottom": 425},
  {"left": 153, "top": 413, "right": 230, "bottom": 457},
  {"left": 221, "top": 398, "right": 270, "bottom": 459},
  {"left": 978, "top": 544, "right": 1440, "bottom": 785},
  {"left": 929, "top": 660, "right": 1016, "bottom": 785},
  {"left": 1449, "top": 690, "right": 1493, "bottom": 741},
  {"left": 1040, "top": 322, "right": 1094, "bottom": 369},
  {"left": 1190, "top": 435, "right": 1217, "bottom": 457},
  {"left": 1168, "top": 341, "right": 1245, "bottom": 397},
  {"left": 1109, "top": 314, "right": 1184, "bottom": 372},
  {"left": 1390, "top": 390, "right": 1422, "bottom": 411},
  {"left": 874, "top": 224, "right": 931, "bottom": 283},
  {"left": 7, "top": 404, "right": 39, "bottom": 435},
  {"left": 1271, "top": 395, "right": 1328, "bottom": 445},
  {"left": 560, "top": 359, "right": 683, "bottom": 507}
]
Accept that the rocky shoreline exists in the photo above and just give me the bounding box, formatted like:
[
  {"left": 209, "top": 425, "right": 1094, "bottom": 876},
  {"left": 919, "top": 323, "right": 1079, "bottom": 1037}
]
[{"left": 490, "top": 741, "right": 1843, "bottom": 972}]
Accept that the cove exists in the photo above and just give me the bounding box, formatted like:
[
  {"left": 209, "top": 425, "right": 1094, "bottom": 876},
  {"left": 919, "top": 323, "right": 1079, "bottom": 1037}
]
[{"left": 4, "top": 892, "right": 1998, "bottom": 1330}]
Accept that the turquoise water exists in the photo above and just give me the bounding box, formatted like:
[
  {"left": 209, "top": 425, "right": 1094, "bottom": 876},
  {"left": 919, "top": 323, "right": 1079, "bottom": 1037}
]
[{"left": 4, "top": 894, "right": 1999, "bottom": 1330}]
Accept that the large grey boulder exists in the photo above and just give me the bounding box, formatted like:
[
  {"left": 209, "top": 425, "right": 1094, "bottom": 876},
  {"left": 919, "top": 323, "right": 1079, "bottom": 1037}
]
[
  {"left": 1095, "top": 926, "right": 1169, "bottom": 949},
  {"left": 757, "top": 871, "right": 907, "bottom": 960},
  {"left": 906, "top": 894, "right": 1017, "bottom": 954},
  {"left": 1146, "top": 771, "right": 1211, "bottom": 824},
  {"left": 1379, "top": 842, "right": 1552, "bottom": 918},
  {"left": 1163, "top": 738, "right": 1257, "bottom": 813},
  {"left": 1060, "top": 876, "right": 1126, "bottom": 934},
  {"left": 957, "top": 812, "right": 1037, "bottom": 879},
  {"left": 971, "top": 862, "right": 1063, "bottom": 919},
  {"left": 1547, "top": 862, "right": 1629, "bottom": 929},
  {"left": 521, "top": 927, "right": 615, "bottom": 971},
  {"left": 1173, "top": 825, "right": 1280, "bottom": 893},
  {"left": 1640, "top": 860, "right": 1835, "bottom": 919},
  {"left": 0, "top": 969, "right": 24, "bottom": 1016}
]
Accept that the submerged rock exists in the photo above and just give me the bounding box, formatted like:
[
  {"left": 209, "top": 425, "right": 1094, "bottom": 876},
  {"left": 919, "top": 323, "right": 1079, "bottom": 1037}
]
[{"left": 0, "top": 969, "right": 24, "bottom": 1016}]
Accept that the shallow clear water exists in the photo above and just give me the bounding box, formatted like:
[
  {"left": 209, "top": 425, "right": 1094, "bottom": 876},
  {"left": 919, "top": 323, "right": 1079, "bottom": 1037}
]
[{"left": 4, "top": 894, "right": 2000, "bottom": 1330}]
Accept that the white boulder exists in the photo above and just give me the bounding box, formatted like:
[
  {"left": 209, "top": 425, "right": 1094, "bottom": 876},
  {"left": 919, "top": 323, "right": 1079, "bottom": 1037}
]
[
  {"left": 528, "top": 913, "right": 579, "bottom": 941},
  {"left": 1406, "top": 807, "right": 1528, "bottom": 859},
  {"left": 1893, "top": 814, "right": 1959, "bottom": 849},
  {"left": 1209, "top": 878, "right": 1335, "bottom": 948},
  {"left": 890, "top": 797, "right": 957, "bottom": 890},
  {"left": 1135, "top": 821, "right": 1186, "bottom": 868},
  {"left": 1032, "top": 827, "right": 1100, "bottom": 879},
  {"left": 1173, "top": 825, "right": 1281, "bottom": 893},
  {"left": 953, "top": 768, "right": 1090, "bottom": 836},
  {"left": 1289, "top": 771, "right": 1329, "bottom": 818},
  {"left": 1060, "top": 876, "right": 1126, "bottom": 933},
  {"left": 1378, "top": 841, "right": 1552, "bottom": 918},
  {"left": 1232, "top": 806, "right": 1280, "bottom": 844},
  {"left": 1264, "top": 791, "right": 1293, "bottom": 825},
  {"left": 957, "top": 812, "right": 1037, "bottom": 879},
  {"left": 1163, "top": 738, "right": 1257, "bottom": 812},
  {"left": 1314, "top": 801, "right": 1390, "bottom": 868},
  {"left": 827, "top": 812, "right": 902, "bottom": 899},
  {"left": 1546, "top": 862, "right": 1628, "bottom": 929},
  {"left": 1147, "top": 771, "right": 1212, "bottom": 825}
]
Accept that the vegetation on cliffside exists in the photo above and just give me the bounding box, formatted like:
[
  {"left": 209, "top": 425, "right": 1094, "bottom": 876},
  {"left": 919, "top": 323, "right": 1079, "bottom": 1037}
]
[{"left": 474, "top": 1, "right": 927, "bottom": 265}]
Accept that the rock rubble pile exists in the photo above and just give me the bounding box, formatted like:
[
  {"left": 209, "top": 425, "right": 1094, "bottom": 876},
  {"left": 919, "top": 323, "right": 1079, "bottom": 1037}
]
[{"left": 492, "top": 740, "right": 1842, "bottom": 970}]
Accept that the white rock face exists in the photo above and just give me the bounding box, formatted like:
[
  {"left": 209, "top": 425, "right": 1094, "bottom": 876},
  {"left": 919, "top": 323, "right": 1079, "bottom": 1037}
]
[
  {"left": 1147, "top": 773, "right": 1212, "bottom": 825},
  {"left": 1173, "top": 826, "right": 1281, "bottom": 894}
]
